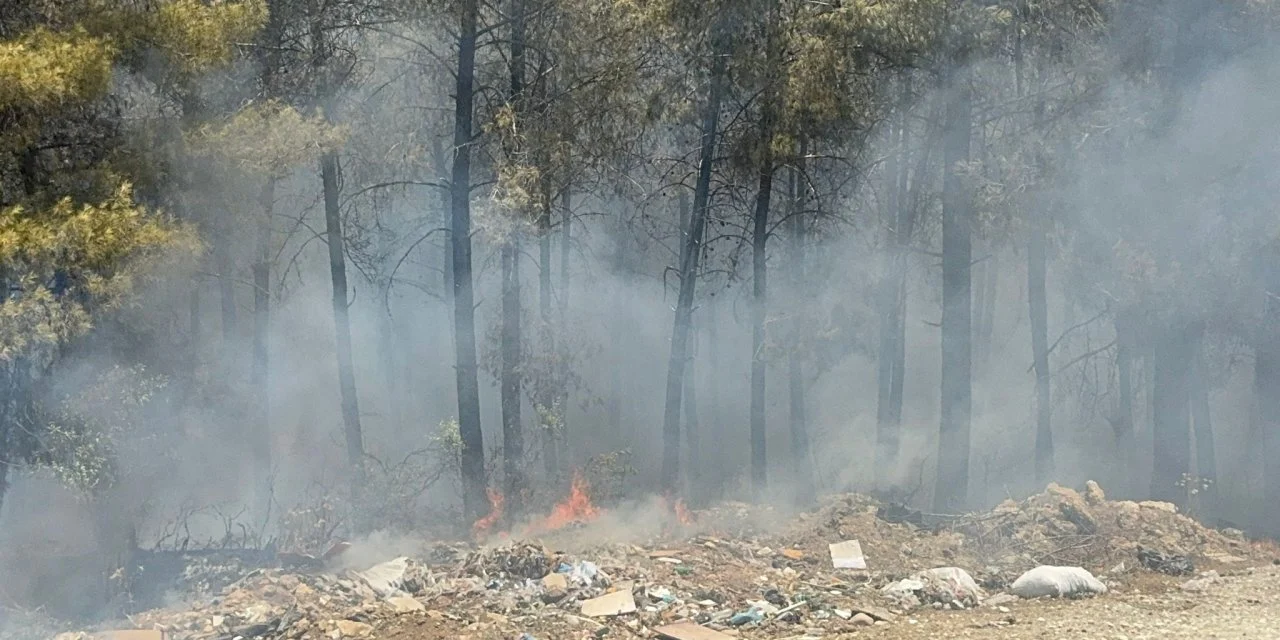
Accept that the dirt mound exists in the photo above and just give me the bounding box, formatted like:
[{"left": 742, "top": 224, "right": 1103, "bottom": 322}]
[{"left": 954, "top": 483, "right": 1255, "bottom": 574}]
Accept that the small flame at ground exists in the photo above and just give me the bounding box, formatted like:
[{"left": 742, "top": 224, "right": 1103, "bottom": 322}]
[
  {"left": 527, "top": 470, "right": 601, "bottom": 534},
  {"left": 473, "top": 471, "right": 601, "bottom": 540},
  {"left": 674, "top": 498, "right": 695, "bottom": 526},
  {"left": 472, "top": 488, "right": 505, "bottom": 537}
]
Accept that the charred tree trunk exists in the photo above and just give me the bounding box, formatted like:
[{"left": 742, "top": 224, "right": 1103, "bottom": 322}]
[
  {"left": 1150, "top": 321, "right": 1193, "bottom": 507},
  {"left": 935, "top": 65, "right": 973, "bottom": 514},
  {"left": 451, "top": 0, "right": 487, "bottom": 519},
  {"left": 1029, "top": 212, "right": 1052, "bottom": 487},
  {"left": 787, "top": 141, "right": 813, "bottom": 504},
  {"left": 661, "top": 36, "right": 727, "bottom": 496}
]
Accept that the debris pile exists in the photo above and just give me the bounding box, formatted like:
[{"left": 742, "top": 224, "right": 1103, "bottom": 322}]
[{"left": 22, "top": 481, "right": 1275, "bottom": 640}]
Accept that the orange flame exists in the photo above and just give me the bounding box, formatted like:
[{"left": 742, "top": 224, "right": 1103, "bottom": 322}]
[
  {"left": 673, "top": 498, "right": 695, "bottom": 526},
  {"left": 527, "top": 470, "right": 600, "bottom": 534},
  {"left": 472, "top": 488, "right": 505, "bottom": 537}
]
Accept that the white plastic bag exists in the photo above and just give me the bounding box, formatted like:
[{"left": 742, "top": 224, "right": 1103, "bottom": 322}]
[{"left": 1010, "top": 565, "right": 1107, "bottom": 598}]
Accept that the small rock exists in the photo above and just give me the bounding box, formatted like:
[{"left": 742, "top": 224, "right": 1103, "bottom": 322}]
[
  {"left": 387, "top": 596, "right": 425, "bottom": 613},
  {"left": 982, "top": 593, "right": 1020, "bottom": 607},
  {"left": 1084, "top": 480, "right": 1106, "bottom": 505},
  {"left": 850, "top": 613, "right": 875, "bottom": 626},
  {"left": 331, "top": 620, "right": 373, "bottom": 638},
  {"left": 833, "top": 609, "right": 852, "bottom": 620}
]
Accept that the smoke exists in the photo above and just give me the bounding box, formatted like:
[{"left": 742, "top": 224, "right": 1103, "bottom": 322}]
[{"left": 6, "top": 0, "right": 1280, "bottom": 627}]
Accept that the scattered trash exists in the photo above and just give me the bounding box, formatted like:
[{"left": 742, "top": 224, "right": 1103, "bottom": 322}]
[
  {"left": 1137, "top": 546, "right": 1195, "bottom": 576},
  {"left": 1010, "top": 566, "right": 1107, "bottom": 598},
  {"left": 728, "top": 606, "right": 764, "bottom": 626},
  {"left": 355, "top": 557, "right": 411, "bottom": 596},
  {"left": 581, "top": 585, "right": 637, "bottom": 617},
  {"left": 882, "top": 567, "right": 983, "bottom": 608},
  {"left": 654, "top": 621, "right": 737, "bottom": 640},
  {"left": 80, "top": 633, "right": 168, "bottom": 640},
  {"left": 36, "top": 481, "right": 1265, "bottom": 640},
  {"left": 828, "top": 540, "right": 866, "bottom": 569},
  {"left": 542, "top": 572, "right": 569, "bottom": 591}
]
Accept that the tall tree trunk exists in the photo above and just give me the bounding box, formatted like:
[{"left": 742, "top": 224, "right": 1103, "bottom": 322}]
[
  {"left": 684, "top": 336, "right": 701, "bottom": 500},
  {"left": 749, "top": 9, "right": 780, "bottom": 500},
  {"left": 431, "top": 138, "right": 454, "bottom": 312},
  {"left": 935, "top": 65, "right": 973, "bottom": 514},
  {"left": 556, "top": 188, "right": 571, "bottom": 470},
  {"left": 500, "top": 241, "right": 523, "bottom": 519},
  {"left": 707, "top": 293, "right": 723, "bottom": 497},
  {"left": 311, "top": 4, "right": 364, "bottom": 487},
  {"left": 676, "top": 191, "right": 702, "bottom": 498},
  {"left": 1028, "top": 212, "right": 1052, "bottom": 487},
  {"left": 216, "top": 224, "right": 237, "bottom": 344},
  {"left": 661, "top": 36, "right": 727, "bottom": 496},
  {"left": 608, "top": 208, "right": 626, "bottom": 436},
  {"left": 1189, "top": 323, "right": 1216, "bottom": 516},
  {"left": 1150, "top": 321, "right": 1193, "bottom": 507},
  {"left": 1258, "top": 242, "right": 1280, "bottom": 534},
  {"left": 876, "top": 84, "right": 908, "bottom": 487},
  {"left": 787, "top": 140, "right": 813, "bottom": 504},
  {"left": 537, "top": 198, "right": 557, "bottom": 480},
  {"left": 251, "top": 178, "right": 275, "bottom": 490},
  {"left": 0, "top": 358, "right": 12, "bottom": 518},
  {"left": 500, "top": 0, "right": 526, "bottom": 517},
  {"left": 979, "top": 253, "right": 998, "bottom": 367},
  {"left": 320, "top": 153, "right": 365, "bottom": 484},
  {"left": 451, "top": 0, "right": 487, "bottom": 519},
  {"left": 1114, "top": 310, "right": 1137, "bottom": 494}
]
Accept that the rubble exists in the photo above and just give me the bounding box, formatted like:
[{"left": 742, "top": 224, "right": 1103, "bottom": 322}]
[
  {"left": 1138, "top": 546, "right": 1196, "bottom": 576},
  {"left": 30, "top": 481, "right": 1274, "bottom": 640}
]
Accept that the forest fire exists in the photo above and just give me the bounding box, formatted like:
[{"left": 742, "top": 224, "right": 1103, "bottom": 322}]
[
  {"left": 526, "top": 471, "right": 601, "bottom": 535},
  {"left": 473, "top": 471, "right": 601, "bottom": 540},
  {"left": 472, "top": 488, "right": 505, "bottom": 537},
  {"left": 673, "top": 497, "right": 694, "bottom": 526}
]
